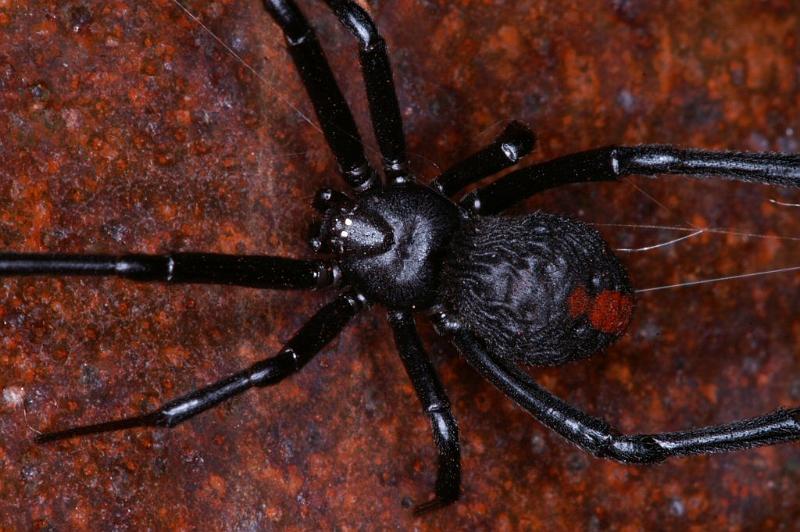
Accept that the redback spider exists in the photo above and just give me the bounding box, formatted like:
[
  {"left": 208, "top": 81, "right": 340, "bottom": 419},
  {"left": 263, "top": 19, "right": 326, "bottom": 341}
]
[{"left": 4, "top": 0, "right": 800, "bottom": 526}]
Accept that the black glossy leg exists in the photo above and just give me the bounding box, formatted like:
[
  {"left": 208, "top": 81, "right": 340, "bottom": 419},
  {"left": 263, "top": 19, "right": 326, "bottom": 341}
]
[
  {"left": 430, "top": 121, "right": 536, "bottom": 197},
  {"left": 321, "top": 0, "right": 408, "bottom": 181},
  {"left": 455, "top": 331, "right": 800, "bottom": 463},
  {"left": 462, "top": 145, "right": 800, "bottom": 214},
  {"left": 388, "top": 310, "right": 460, "bottom": 515},
  {"left": 0, "top": 253, "right": 339, "bottom": 290},
  {"left": 35, "top": 292, "right": 365, "bottom": 443},
  {"left": 262, "top": 0, "right": 377, "bottom": 191}
]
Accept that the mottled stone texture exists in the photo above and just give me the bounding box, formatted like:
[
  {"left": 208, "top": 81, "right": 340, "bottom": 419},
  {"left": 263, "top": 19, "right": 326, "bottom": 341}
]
[{"left": 1, "top": 0, "right": 800, "bottom": 529}]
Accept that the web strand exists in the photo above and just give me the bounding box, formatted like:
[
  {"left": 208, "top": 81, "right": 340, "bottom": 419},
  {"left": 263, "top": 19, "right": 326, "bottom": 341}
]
[
  {"left": 169, "top": 0, "right": 321, "bottom": 132},
  {"left": 636, "top": 266, "right": 800, "bottom": 293}
]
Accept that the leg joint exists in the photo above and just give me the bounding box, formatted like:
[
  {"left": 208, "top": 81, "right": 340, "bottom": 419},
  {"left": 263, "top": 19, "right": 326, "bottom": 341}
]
[
  {"left": 425, "top": 400, "right": 450, "bottom": 414},
  {"left": 429, "top": 410, "right": 459, "bottom": 449},
  {"left": 599, "top": 434, "right": 669, "bottom": 464},
  {"left": 343, "top": 164, "right": 379, "bottom": 192},
  {"left": 263, "top": 0, "right": 309, "bottom": 43},
  {"left": 326, "top": 0, "right": 383, "bottom": 51}
]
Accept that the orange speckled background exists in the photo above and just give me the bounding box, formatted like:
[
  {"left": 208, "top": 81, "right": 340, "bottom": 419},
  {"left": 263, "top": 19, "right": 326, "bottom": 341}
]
[{"left": 2, "top": 0, "right": 800, "bottom": 529}]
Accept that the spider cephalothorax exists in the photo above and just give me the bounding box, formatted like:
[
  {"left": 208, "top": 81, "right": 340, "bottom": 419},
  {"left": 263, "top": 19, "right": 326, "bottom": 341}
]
[
  {"left": 313, "top": 182, "right": 460, "bottom": 308},
  {"left": 8, "top": 0, "right": 800, "bottom": 517}
]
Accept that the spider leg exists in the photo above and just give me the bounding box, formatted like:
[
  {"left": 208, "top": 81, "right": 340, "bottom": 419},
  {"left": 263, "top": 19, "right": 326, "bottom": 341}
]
[
  {"left": 35, "top": 291, "right": 364, "bottom": 443},
  {"left": 454, "top": 331, "right": 800, "bottom": 463},
  {"left": 430, "top": 121, "right": 536, "bottom": 197},
  {"left": 388, "top": 310, "right": 460, "bottom": 515},
  {"left": 319, "top": 0, "right": 407, "bottom": 181},
  {"left": 262, "top": 0, "right": 377, "bottom": 191},
  {"left": 0, "top": 253, "right": 339, "bottom": 290},
  {"left": 461, "top": 145, "right": 800, "bottom": 214}
]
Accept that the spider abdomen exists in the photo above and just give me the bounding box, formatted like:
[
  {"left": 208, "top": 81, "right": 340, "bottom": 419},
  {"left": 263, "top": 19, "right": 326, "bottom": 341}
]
[{"left": 439, "top": 213, "right": 633, "bottom": 366}]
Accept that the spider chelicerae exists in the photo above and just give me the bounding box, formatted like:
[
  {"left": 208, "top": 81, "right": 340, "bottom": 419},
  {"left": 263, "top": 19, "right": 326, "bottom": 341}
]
[{"left": 8, "top": 0, "right": 800, "bottom": 515}]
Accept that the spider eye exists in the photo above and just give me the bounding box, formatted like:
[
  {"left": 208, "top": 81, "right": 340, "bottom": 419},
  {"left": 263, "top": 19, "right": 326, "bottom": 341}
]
[
  {"left": 319, "top": 209, "right": 394, "bottom": 257},
  {"left": 500, "top": 142, "right": 520, "bottom": 162}
]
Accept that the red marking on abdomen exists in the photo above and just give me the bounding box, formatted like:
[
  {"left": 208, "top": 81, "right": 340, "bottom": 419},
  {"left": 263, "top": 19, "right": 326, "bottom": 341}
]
[
  {"left": 589, "top": 290, "right": 633, "bottom": 334},
  {"left": 567, "top": 286, "right": 590, "bottom": 318}
]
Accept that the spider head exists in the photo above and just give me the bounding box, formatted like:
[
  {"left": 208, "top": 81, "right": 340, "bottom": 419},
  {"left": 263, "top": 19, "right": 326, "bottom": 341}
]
[{"left": 315, "top": 197, "right": 395, "bottom": 257}]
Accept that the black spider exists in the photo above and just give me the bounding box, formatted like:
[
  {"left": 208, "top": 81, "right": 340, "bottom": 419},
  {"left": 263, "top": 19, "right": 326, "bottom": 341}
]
[{"left": 9, "top": 0, "right": 800, "bottom": 515}]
